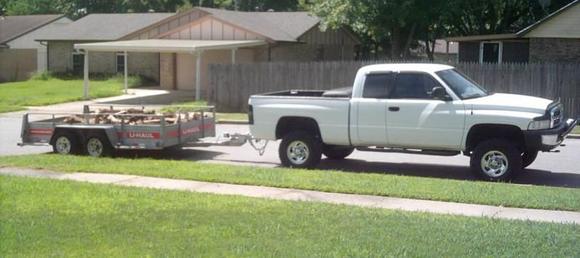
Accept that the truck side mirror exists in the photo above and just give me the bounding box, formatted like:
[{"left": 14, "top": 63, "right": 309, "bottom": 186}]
[{"left": 431, "top": 86, "right": 451, "bottom": 101}]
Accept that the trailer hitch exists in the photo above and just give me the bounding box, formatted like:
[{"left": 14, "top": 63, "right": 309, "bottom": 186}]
[{"left": 219, "top": 133, "right": 269, "bottom": 156}]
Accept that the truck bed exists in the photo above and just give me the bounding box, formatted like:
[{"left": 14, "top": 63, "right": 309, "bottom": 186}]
[{"left": 258, "top": 87, "right": 353, "bottom": 98}]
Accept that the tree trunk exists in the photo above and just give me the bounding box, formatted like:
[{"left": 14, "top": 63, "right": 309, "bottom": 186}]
[{"left": 402, "top": 23, "right": 417, "bottom": 59}]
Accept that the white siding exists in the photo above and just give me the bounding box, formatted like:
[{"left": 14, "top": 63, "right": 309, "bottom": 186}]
[
  {"left": 525, "top": 4, "right": 580, "bottom": 38},
  {"left": 160, "top": 17, "right": 265, "bottom": 41}
]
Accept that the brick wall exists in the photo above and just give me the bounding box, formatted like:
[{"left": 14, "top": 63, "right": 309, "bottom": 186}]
[{"left": 529, "top": 38, "right": 580, "bottom": 62}]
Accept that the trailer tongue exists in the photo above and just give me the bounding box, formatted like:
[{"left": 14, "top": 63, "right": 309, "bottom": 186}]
[{"left": 19, "top": 105, "right": 267, "bottom": 157}]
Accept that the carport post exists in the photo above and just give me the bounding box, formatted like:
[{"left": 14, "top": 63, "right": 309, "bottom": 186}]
[
  {"left": 83, "top": 50, "right": 89, "bottom": 99},
  {"left": 231, "top": 48, "right": 237, "bottom": 64},
  {"left": 124, "top": 51, "right": 128, "bottom": 94},
  {"left": 195, "top": 50, "right": 203, "bottom": 101}
]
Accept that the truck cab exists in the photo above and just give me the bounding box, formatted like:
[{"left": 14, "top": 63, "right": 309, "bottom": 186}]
[{"left": 249, "top": 64, "right": 577, "bottom": 181}]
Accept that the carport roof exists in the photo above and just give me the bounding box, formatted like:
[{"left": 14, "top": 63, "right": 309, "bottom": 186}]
[{"left": 74, "top": 39, "right": 266, "bottom": 53}]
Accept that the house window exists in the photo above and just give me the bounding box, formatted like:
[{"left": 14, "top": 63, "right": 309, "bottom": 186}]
[
  {"left": 116, "top": 52, "right": 126, "bottom": 74},
  {"left": 72, "top": 51, "right": 84, "bottom": 75},
  {"left": 480, "top": 42, "right": 503, "bottom": 64}
]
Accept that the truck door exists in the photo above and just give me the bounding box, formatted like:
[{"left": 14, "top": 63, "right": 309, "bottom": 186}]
[
  {"left": 351, "top": 73, "right": 394, "bottom": 146},
  {"left": 385, "top": 72, "right": 465, "bottom": 150}
]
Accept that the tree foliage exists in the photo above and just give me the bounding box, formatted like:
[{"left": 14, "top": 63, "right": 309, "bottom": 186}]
[{"left": 0, "top": 0, "right": 575, "bottom": 60}]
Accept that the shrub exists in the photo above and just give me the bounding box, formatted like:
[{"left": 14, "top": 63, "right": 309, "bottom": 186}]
[{"left": 29, "top": 71, "right": 54, "bottom": 81}]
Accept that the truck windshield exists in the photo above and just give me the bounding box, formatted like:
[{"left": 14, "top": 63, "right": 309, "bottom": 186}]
[{"left": 436, "top": 69, "right": 488, "bottom": 99}]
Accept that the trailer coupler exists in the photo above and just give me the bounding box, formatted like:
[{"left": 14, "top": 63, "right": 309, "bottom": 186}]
[{"left": 217, "top": 133, "right": 269, "bottom": 156}]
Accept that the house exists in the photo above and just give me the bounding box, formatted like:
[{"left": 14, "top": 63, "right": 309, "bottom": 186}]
[
  {"left": 39, "top": 7, "right": 360, "bottom": 99},
  {"left": 447, "top": 0, "right": 580, "bottom": 63},
  {"left": 0, "top": 15, "right": 72, "bottom": 82},
  {"left": 36, "top": 12, "right": 175, "bottom": 82},
  {"left": 415, "top": 39, "right": 458, "bottom": 62}
]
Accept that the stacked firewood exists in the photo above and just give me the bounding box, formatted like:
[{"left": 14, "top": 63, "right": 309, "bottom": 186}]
[{"left": 62, "top": 108, "right": 207, "bottom": 125}]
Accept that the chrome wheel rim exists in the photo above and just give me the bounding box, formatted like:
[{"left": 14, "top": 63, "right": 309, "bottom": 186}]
[
  {"left": 55, "top": 136, "right": 72, "bottom": 154},
  {"left": 480, "top": 150, "right": 509, "bottom": 177},
  {"left": 86, "top": 138, "right": 103, "bottom": 157},
  {"left": 287, "top": 140, "right": 309, "bottom": 165}
]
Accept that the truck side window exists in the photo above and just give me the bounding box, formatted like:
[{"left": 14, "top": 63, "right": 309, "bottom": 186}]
[
  {"left": 362, "top": 73, "right": 394, "bottom": 99},
  {"left": 390, "top": 73, "right": 441, "bottom": 99}
]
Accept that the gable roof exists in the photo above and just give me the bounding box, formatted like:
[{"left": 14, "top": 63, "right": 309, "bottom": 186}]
[
  {"left": 197, "top": 7, "right": 320, "bottom": 42},
  {"left": 37, "top": 13, "right": 174, "bottom": 41},
  {"left": 0, "top": 14, "right": 63, "bottom": 44},
  {"left": 517, "top": 0, "right": 579, "bottom": 37}
]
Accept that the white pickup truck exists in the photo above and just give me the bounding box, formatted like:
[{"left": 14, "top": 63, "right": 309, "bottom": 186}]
[{"left": 248, "top": 64, "right": 577, "bottom": 181}]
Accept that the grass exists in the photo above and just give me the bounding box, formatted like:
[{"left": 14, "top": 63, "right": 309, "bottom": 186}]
[
  {"left": 1, "top": 176, "right": 578, "bottom": 257},
  {"left": 573, "top": 126, "right": 580, "bottom": 135},
  {"left": 162, "top": 100, "right": 248, "bottom": 122},
  {"left": 0, "top": 74, "right": 144, "bottom": 113},
  {"left": 1, "top": 154, "right": 579, "bottom": 211}
]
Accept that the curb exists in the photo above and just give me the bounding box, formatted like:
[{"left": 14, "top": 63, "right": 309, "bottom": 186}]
[{"left": 568, "top": 134, "right": 580, "bottom": 139}]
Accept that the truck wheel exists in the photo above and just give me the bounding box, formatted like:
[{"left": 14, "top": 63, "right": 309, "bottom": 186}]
[
  {"left": 323, "top": 145, "right": 354, "bottom": 160},
  {"left": 85, "top": 135, "right": 113, "bottom": 157},
  {"left": 279, "top": 131, "right": 322, "bottom": 169},
  {"left": 52, "top": 132, "right": 81, "bottom": 155},
  {"left": 470, "top": 139, "right": 522, "bottom": 181},
  {"left": 522, "top": 150, "right": 538, "bottom": 168}
]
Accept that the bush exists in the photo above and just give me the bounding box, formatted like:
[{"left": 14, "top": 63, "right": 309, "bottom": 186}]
[{"left": 29, "top": 71, "right": 54, "bottom": 81}]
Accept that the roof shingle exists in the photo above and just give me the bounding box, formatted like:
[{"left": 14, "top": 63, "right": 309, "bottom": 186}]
[
  {"left": 36, "top": 13, "right": 174, "bottom": 41},
  {"left": 198, "top": 7, "right": 320, "bottom": 42},
  {"left": 0, "top": 14, "right": 63, "bottom": 44}
]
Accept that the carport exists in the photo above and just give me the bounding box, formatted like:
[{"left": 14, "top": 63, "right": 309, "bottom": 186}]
[{"left": 74, "top": 39, "right": 266, "bottom": 100}]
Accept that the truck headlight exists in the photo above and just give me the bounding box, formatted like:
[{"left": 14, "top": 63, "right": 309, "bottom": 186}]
[{"left": 528, "top": 120, "right": 551, "bottom": 130}]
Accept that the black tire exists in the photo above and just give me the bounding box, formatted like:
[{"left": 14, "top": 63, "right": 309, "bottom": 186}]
[
  {"left": 52, "top": 132, "right": 81, "bottom": 155},
  {"left": 470, "top": 139, "right": 522, "bottom": 181},
  {"left": 279, "top": 131, "right": 322, "bottom": 169},
  {"left": 521, "top": 150, "right": 538, "bottom": 168},
  {"left": 323, "top": 145, "right": 354, "bottom": 160},
  {"left": 85, "top": 134, "right": 113, "bottom": 157}
]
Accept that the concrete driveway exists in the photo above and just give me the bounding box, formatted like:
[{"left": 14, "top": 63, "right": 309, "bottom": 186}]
[{"left": 2, "top": 113, "right": 579, "bottom": 188}]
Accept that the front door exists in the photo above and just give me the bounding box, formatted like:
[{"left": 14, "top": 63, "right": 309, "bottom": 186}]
[{"left": 385, "top": 73, "right": 465, "bottom": 150}]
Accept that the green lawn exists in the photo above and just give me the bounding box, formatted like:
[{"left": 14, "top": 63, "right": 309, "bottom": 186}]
[
  {"left": 0, "top": 77, "right": 129, "bottom": 113},
  {"left": 162, "top": 101, "right": 248, "bottom": 122},
  {"left": 1, "top": 154, "right": 579, "bottom": 211},
  {"left": 1, "top": 176, "right": 578, "bottom": 257},
  {"left": 573, "top": 126, "right": 580, "bottom": 135}
]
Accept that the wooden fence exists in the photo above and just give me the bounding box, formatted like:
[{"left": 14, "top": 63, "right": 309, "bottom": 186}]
[{"left": 208, "top": 61, "right": 580, "bottom": 117}]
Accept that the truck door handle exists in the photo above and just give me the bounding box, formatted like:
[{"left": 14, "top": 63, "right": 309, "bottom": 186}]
[{"left": 388, "top": 106, "right": 400, "bottom": 112}]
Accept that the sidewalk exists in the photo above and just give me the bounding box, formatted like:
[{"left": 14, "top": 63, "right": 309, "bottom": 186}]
[{"left": 1, "top": 167, "right": 579, "bottom": 224}]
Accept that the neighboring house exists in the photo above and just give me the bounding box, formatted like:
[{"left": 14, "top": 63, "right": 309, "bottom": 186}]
[
  {"left": 36, "top": 13, "right": 174, "bottom": 82},
  {"left": 40, "top": 7, "right": 360, "bottom": 98},
  {"left": 447, "top": 0, "right": 580, "bottom": 63},
  {"left": 0, "top": 15, "right": 72, "bottom": 82},
  {"left": 415, "top": 39, "right": 458, "bottom": 62}
]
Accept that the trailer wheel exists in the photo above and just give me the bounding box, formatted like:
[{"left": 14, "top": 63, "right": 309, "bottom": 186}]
[
  {"left": 279, "top": 131, "right": 322, "bottom": 169},
  {"left": 85, "top": 134, "right": 113, "bottom": 157},
  {"left": 52, "top": 132, "right": 81, "bottom": 155}
]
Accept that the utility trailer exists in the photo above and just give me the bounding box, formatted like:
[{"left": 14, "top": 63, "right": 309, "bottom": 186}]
[{"left": 18, "top": 105, "right": 221, "bottom": 157}]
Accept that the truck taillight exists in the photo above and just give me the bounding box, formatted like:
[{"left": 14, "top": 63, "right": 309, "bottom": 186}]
[{"left": 248, "top": 105, "right": 254, "bottom": 125}]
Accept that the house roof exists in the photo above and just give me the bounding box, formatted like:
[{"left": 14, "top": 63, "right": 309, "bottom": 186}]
[
  {"left": 446, "top": 33, "right": 518, "bottom": 42},
  {"left": 448, "top": 0, "right": 579, "bottom": 42},
  {"left": 517, "top": 0, "right": 579, "bottom": 36},
  {"left": 0, "top": 14, "right": 63, "bottom": 44},
  {"left": 36, "top": 13, "right": 174, "bottom": 41},
  {"left": 197, "top": 7, "right": 320, "bottom": 42}
]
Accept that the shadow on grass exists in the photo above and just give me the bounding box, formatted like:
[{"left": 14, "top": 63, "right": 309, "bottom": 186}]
[{"left": 110, "top": 147, "right": 580, "bottom": 189}]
